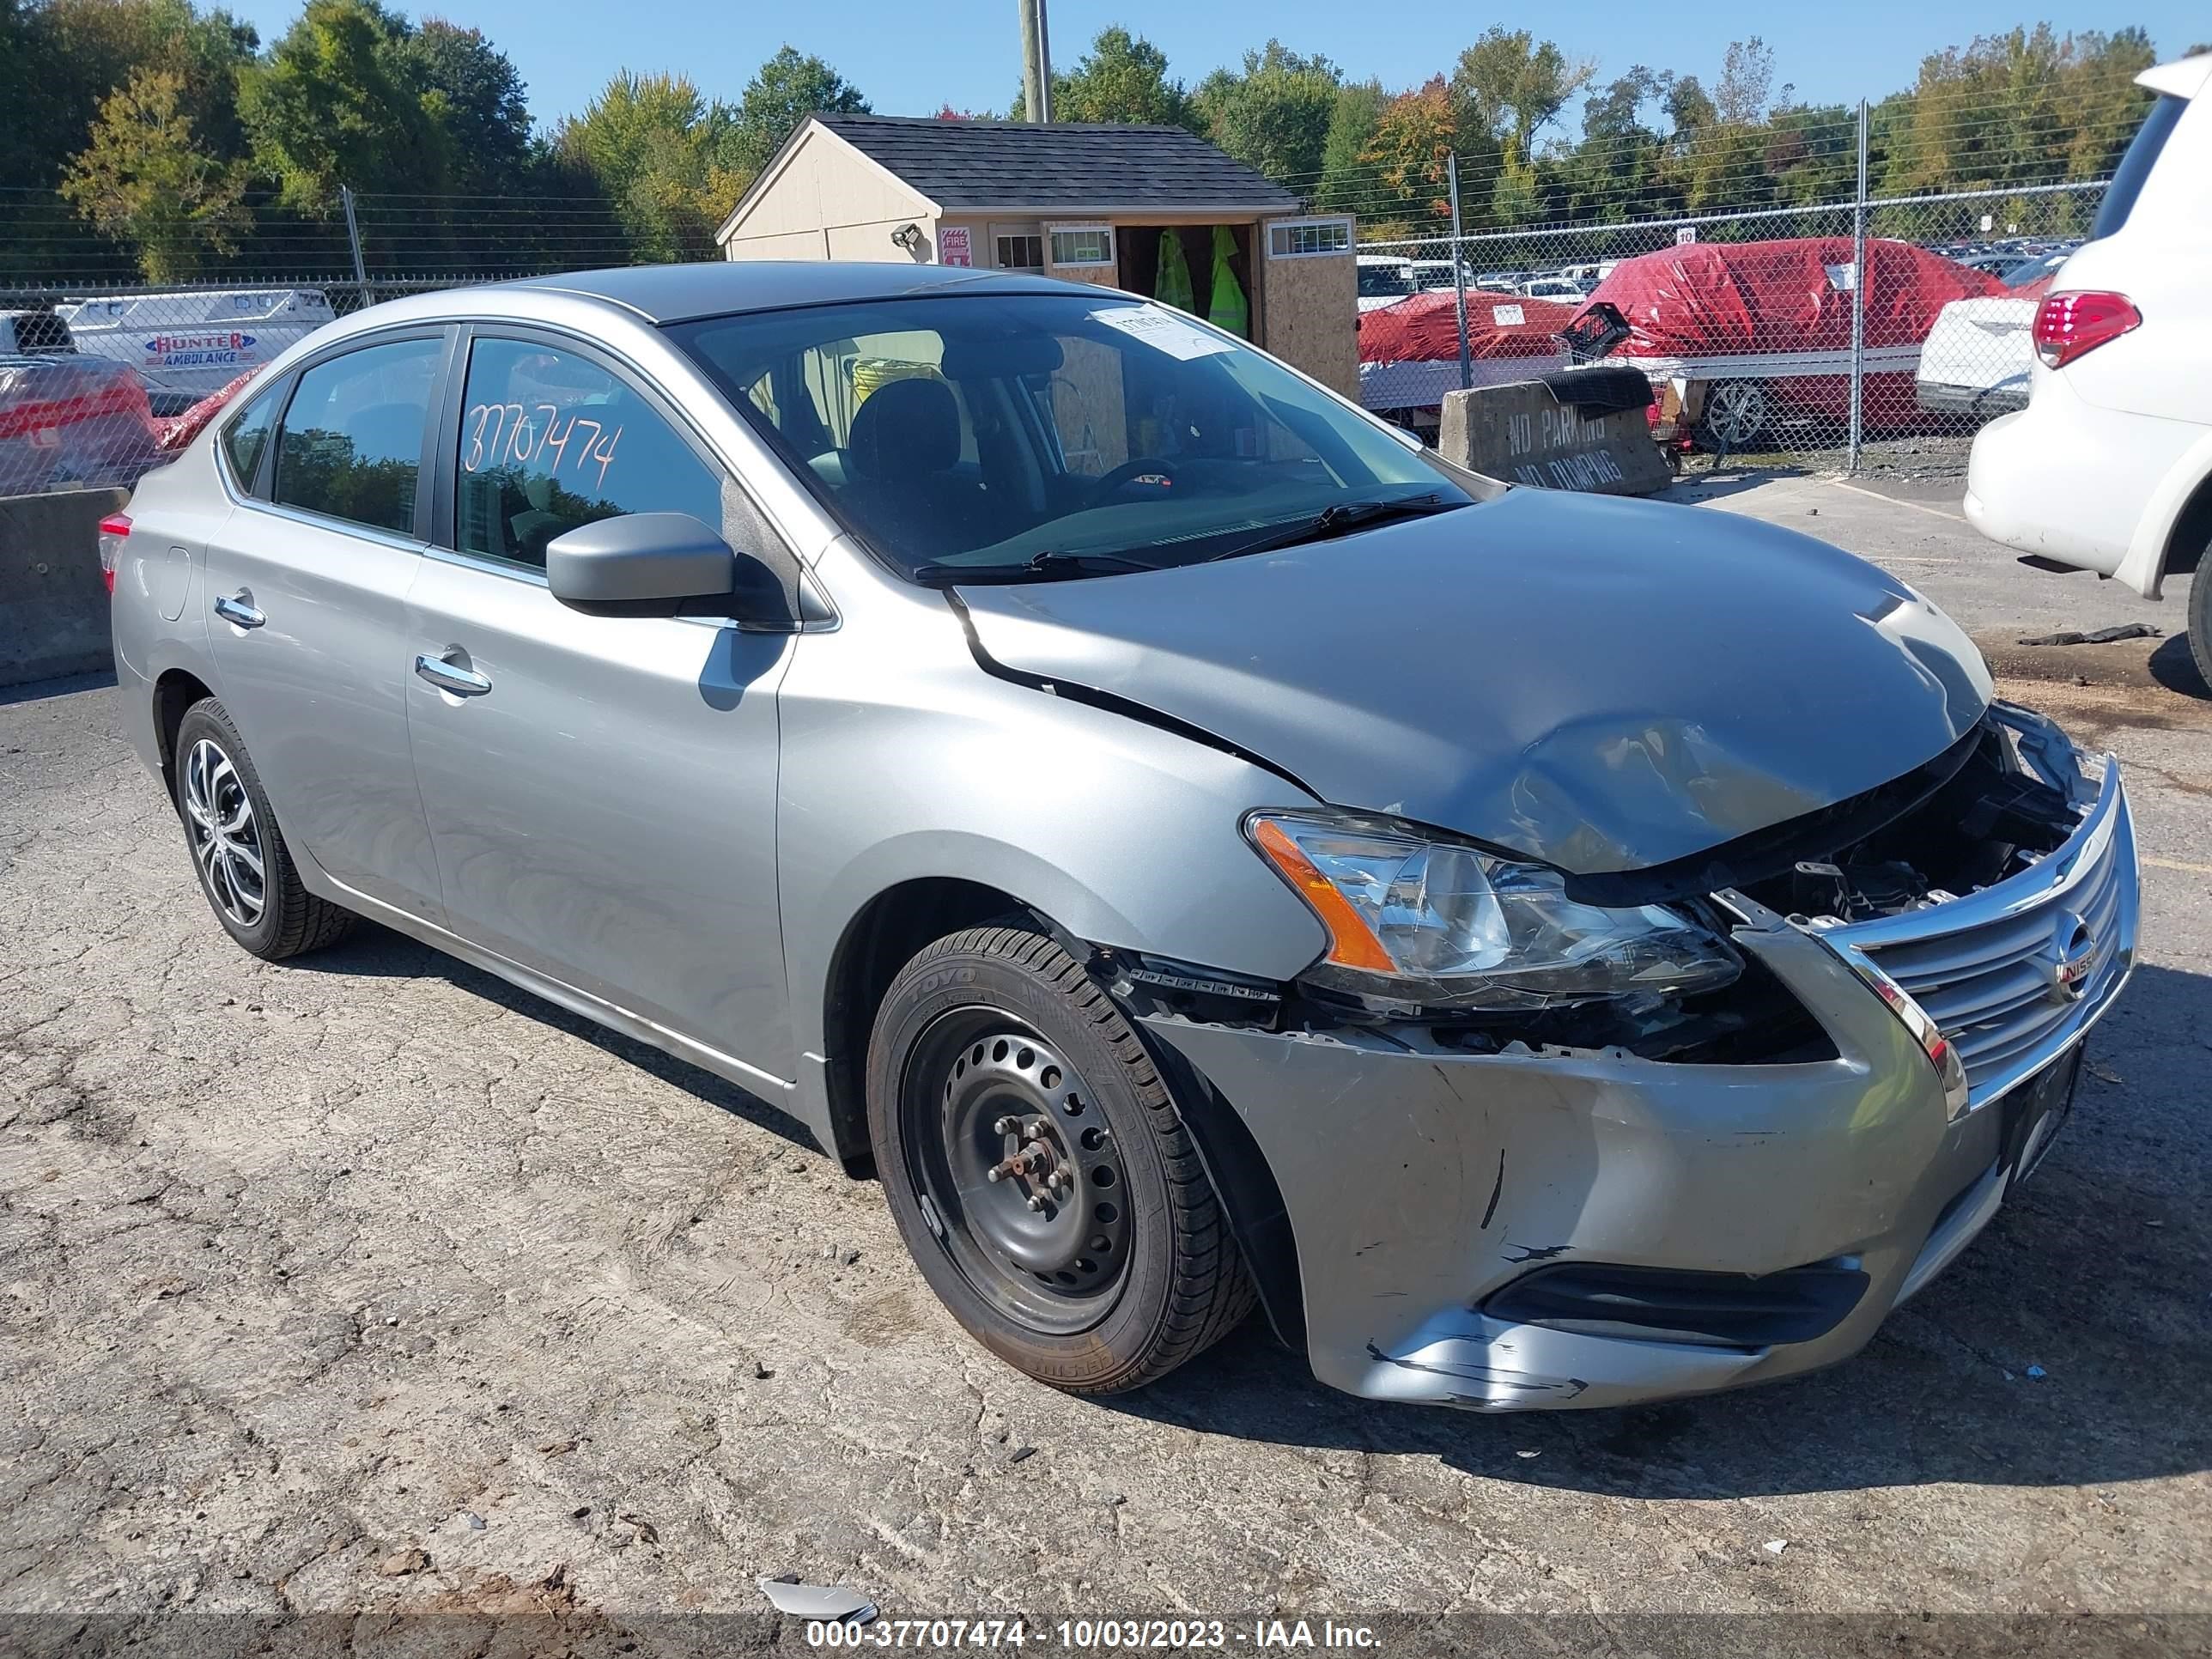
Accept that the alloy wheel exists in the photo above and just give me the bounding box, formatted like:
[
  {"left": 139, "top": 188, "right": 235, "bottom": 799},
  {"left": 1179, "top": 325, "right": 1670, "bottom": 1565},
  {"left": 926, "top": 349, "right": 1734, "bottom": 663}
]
[
  {"left": 1702, "top": 379, "right": 1772, "bottom": 448},
  {"left": 182, "top": 737, "right": 266, "bottom": 927}
]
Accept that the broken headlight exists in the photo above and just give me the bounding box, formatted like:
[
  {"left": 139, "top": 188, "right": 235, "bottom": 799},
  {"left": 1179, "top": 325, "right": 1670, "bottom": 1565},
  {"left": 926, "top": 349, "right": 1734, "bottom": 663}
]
[{"left": 1248, "top": 811, "right": 1741, "bottom": 1011}]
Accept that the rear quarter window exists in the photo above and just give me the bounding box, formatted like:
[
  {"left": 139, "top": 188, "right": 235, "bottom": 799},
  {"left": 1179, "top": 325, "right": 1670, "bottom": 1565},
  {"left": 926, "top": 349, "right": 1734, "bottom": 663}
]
[
  {"left": 220, "top": 392, "right": 279, "bottom": 493},
  {"left": 2091, "top": 94, "right": 2185, "bottom": 241}
]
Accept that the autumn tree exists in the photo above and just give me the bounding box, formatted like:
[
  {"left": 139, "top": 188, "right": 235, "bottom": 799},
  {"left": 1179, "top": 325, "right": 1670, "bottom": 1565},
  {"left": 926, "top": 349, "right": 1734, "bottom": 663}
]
[
  {"left": 61, "top": 66, "right": 248, "bottom": 279},
  {"left": 1359, "top": 77, "right": 1458, "bottom": 234}
]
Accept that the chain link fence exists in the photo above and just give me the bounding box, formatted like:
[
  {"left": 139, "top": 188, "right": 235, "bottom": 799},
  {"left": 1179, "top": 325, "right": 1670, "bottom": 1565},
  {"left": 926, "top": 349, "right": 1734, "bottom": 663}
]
[
  {"left": 1354, "top": 176, "right": 2104, "bottom": 477},
  {"left": 1, "top": 172, "right": 2106, "bottom": 499}
]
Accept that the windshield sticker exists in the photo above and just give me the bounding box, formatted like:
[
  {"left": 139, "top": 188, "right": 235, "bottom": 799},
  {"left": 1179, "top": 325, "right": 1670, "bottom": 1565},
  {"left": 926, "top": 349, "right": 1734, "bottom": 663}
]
[
  {"left": 1490, "top": 304, "right": 1525, "bottom": 326},
  {"left": 1090, "top": 306, "right": 1234, "bottom": 361}
]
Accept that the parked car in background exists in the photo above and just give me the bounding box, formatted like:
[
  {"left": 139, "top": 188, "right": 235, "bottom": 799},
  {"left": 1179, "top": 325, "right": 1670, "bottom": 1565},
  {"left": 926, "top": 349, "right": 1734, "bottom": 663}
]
[
  {"left": 0, "top": 308, "right": 76, "bottom": 356},
  {"left": 1355, "top": 255, "right": 1417, "bottom": 312},
  {"left": 1356, "top": 289, "right": 1577, "bottom": 425},
  {"left": 1916, "top": 249, "right": 2071, "bottom": 417},
  {"left": 1520, "top": 276, "right": 1589, "bottom": 301},
  {"left": 1968, "top": 50, "right": 2212, "bottom": 686},
  {"left": 110, "top": 262, "right": 2136, "bottom": 1414},
  {"left": 1474, "top": 269, "right": 1530, "bottom": 293},
  {"left": 0, "top": 349, "right": 158, "bottom": 495},
  {"left": 1571, "top": 236, "right": 2002, "bottom": 448},
  {"left": 54, "top": 288, "right": 337, "bottom": 416}
]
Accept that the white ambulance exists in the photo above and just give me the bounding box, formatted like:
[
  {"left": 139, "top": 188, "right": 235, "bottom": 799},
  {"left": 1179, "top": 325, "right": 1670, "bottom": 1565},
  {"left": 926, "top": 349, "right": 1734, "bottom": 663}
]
[{"left": 52, "top": 288, "right": 338, "bottom": 415}]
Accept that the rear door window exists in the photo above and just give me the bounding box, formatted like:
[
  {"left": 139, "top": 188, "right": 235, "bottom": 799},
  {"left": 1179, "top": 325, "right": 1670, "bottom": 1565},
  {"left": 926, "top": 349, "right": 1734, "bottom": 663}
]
[{"left": 271, "top": 337, "right": 441, "bottom": 535}]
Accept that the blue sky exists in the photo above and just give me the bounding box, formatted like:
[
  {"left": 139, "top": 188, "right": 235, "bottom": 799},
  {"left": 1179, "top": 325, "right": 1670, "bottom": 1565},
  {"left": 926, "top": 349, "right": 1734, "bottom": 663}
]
[{"left": 229, "top": 0, "right": 2206, "bottom": 129}]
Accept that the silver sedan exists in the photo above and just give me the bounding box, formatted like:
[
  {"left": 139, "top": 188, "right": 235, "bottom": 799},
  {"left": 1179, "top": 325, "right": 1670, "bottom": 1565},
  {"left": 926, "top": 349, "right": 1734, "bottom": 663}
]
[{"left": 106, "top": 263, "right": 2136, "bottom": 1411}]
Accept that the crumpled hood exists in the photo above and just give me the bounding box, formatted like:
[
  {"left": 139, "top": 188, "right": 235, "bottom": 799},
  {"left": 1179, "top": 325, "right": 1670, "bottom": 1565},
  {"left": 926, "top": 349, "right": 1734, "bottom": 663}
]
[{"left": 956, "top": 489, "right": 1993, "bottom": 876}]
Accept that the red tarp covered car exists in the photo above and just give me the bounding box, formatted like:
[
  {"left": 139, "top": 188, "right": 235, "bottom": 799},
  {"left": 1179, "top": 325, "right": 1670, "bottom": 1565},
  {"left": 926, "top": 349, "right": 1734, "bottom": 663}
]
[
  {"left": 0, "top": 352, "right": 160, "bottom": 495},
  {"left": 1356, "top": 290, "right": 1578, "bottom": 414},
  {"left": 1568, "top": 236, "right": 2005, "bottom": 445}
]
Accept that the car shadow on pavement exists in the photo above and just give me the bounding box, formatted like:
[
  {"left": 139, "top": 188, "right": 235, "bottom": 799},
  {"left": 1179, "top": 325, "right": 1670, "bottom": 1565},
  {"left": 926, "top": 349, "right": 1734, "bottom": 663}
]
[
  {"left": 1107, "top": 959, "right": 2212, "bottom": 1498},
  {"left": 283, "top": 919, "right": 826, "bottom": 1155},
  {"left": 2148, "top": 633, "right": 2209, "bottom": 701}
]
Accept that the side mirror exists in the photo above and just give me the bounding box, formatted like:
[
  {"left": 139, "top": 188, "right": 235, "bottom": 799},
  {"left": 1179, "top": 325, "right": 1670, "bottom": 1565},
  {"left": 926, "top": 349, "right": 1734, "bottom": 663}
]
[{"left": 545, "top": 512, "right": 792, "bottom": 627}]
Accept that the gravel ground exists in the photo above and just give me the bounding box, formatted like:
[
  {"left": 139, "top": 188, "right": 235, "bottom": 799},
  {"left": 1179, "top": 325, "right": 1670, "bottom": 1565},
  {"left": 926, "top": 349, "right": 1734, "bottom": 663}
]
[{"left": 2, "top": 477, "right": 2209, "bottom": 1656}]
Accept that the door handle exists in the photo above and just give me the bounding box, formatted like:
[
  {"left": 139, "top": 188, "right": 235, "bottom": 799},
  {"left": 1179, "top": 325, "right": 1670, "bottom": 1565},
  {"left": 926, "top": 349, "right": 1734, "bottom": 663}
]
[
  {"left": 213, "top": 592, "right": 264, "bottom": 629},
  {"left": 414, "top": 651, "right": 492, "bottom": 696}
]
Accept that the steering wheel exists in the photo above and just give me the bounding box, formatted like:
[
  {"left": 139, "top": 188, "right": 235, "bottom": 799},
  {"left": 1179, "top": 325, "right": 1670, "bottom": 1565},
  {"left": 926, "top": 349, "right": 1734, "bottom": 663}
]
[{"left": 1087, "top": 457, "right": 1182, "bottom": 501}]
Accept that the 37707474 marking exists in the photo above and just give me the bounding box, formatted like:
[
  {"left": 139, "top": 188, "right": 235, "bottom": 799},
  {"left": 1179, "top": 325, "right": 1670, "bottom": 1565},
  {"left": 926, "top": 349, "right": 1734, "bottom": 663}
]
[{"left": 463, "top": 401, "right": 623, "bottom": 489}]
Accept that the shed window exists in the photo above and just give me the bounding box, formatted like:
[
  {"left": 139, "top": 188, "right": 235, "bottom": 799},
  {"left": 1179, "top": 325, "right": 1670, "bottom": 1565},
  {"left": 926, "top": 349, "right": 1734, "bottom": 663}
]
[
  {"left": 1048, "top": 226, "right": 1115, "bottom": 268},
  {"left": 1267, "top": 218, "right": 1353, "bottom": 258},
  {"left": 996, "top": 234, "right": 1044, "bottom": 270}
]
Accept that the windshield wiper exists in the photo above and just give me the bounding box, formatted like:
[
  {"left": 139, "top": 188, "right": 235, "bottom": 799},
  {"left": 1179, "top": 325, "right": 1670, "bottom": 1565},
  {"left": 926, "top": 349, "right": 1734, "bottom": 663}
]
[
  {"left": 911, "top": 549, "right": 1167, "bottom": 585},
  {"left": 1196, "top": 493, "right": 1465, "bottom": 564}
]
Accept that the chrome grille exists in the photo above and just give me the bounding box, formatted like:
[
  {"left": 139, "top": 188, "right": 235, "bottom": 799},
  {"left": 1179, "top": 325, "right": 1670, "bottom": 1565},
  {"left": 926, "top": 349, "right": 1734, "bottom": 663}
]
[{"left": 1825, "top": 744, "right": 2136, "bottom": 1109}]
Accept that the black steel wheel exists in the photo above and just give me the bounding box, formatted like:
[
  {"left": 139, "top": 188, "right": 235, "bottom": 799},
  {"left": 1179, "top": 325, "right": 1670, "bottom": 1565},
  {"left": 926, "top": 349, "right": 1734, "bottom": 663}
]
[{"left": 866, "top": 923, "right": 1254, "bottom": 1394}]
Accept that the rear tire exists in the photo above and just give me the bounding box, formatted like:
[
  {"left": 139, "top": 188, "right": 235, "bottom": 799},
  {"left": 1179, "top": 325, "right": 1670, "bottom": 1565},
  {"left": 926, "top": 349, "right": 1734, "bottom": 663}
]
[
  {"left": 2189, "top": 547, "right": 2212, "bottom": 695},
  {"left": 866, "top": 923, "right": 1254, "bottom": 1395},
  {"left": 173, "top": 698, "right": 356, "bottom": 961}
]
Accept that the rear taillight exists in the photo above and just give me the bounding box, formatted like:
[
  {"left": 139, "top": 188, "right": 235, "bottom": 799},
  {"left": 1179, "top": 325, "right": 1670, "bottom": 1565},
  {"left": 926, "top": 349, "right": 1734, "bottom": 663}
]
[
  {"left": 96, "top": 513, "right": 131, "bottom": 597},
  {"left": 2032, "top": 291, "right": 2140, "bottom": 369}
]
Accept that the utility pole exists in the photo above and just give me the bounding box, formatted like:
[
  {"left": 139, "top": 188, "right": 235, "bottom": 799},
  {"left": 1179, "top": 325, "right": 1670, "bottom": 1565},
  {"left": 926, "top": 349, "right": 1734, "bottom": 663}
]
[
  {"left": 1019, "top": 0, "right": 1054, "bottom": 122},
  {"left": 1447, "top": 153, "right": 1472, "bottom": 392},
  {"left": 339, "top": 184, "right": 372, "bottom": 310},
  {"left": 1847, "top": 99, "right": 1869, "bottom": 473}
]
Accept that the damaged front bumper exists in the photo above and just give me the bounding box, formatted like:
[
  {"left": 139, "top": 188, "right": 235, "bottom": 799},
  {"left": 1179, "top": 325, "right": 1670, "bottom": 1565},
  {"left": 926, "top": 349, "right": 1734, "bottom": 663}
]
[{"left": 1140, "top": 709, "right": 2138, "bottom": 1412}]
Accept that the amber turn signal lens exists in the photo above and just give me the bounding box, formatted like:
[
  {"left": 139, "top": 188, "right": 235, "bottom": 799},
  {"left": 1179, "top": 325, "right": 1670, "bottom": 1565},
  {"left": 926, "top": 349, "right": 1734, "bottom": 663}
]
[{"left": 1250, "top": 817, "right": 1397, "bottom": 974}]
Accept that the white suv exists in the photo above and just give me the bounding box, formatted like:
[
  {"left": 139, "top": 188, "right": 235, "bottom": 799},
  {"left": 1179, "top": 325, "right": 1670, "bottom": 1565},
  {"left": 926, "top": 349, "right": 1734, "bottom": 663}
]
[{"left": 1966, "top": 52, "right": 2212, "bottom": 685}]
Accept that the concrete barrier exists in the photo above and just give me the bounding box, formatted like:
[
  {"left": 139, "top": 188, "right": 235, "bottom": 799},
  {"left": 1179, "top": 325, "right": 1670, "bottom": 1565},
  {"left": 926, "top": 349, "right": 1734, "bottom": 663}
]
[
  {"left": 1, "top": 486, "right": 126, "bottom": 688},
  {"left": 1437, "top": 372, "right": 1672, "bottom": 497}
]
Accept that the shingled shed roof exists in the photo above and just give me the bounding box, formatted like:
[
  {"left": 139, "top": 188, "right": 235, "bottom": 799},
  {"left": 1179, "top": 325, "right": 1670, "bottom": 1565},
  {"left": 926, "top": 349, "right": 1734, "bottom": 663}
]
[{"left": 734, "top": 113, "right": 1304, "bottom": 230}]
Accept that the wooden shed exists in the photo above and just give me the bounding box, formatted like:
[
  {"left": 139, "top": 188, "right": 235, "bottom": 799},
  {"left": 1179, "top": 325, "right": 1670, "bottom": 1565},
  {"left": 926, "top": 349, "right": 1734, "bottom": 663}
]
[{"left": 714, "top": 114, "right": 1358, "bottom": 398}]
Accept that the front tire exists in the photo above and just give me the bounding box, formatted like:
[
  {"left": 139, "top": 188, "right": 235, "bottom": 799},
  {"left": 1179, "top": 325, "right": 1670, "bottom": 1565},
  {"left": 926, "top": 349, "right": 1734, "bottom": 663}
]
[
  {"left": 866, "top": 923, "right": 1254, "bottom": 1395},
  {"left": 173, "top": 698, "right": 356, "bottom": 961}
]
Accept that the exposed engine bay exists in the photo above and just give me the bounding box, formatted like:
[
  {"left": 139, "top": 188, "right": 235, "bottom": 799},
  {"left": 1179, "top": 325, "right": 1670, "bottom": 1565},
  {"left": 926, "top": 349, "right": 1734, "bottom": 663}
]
[{"left": 1733, "top": 713, "right": 2084, "bottom": 926}]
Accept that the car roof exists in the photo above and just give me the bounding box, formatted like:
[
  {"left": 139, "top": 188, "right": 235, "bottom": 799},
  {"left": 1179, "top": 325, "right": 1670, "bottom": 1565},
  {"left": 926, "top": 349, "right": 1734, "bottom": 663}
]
[
  {"left": 495, "top": 261, "right": 1076, "bottom": 324},
  {"left": 2137, "top": 51, "right": 2209, "bottom": 100}
]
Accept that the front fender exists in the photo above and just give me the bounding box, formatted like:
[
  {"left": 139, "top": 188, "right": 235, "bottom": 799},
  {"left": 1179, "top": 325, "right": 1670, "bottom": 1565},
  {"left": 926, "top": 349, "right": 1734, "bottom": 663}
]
[{"left": 772, "top": 569, "right": 1330, "bottom": 1085}]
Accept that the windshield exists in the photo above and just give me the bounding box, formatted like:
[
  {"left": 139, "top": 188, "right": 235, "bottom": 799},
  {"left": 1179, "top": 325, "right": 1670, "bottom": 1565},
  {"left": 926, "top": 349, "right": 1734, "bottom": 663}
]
[
  {"left": 1357, "top": 264, "right": 1413, "bottom": 297},
  {"left": 672, "top": 292, "right": 1468, "bottom": 582}
]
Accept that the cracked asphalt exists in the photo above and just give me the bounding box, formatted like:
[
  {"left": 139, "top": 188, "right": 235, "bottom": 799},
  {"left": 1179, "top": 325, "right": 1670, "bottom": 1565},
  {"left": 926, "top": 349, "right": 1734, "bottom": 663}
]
[{"left": 2, "top": 477, "right": 2209, "bottom": 1654}]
